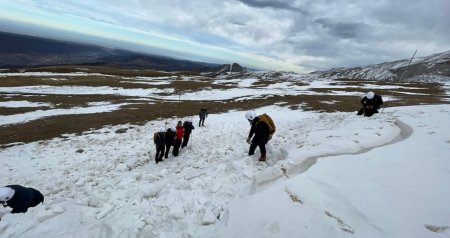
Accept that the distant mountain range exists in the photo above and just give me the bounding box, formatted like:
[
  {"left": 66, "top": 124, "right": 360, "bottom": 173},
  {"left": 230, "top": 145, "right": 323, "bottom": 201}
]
[
  {"left": 1, "top": 31, "right": 448, "bottom": 81},
  {"left": 0, "top": 31, "right": 221, "bottom": 71},
  {"left": 313, "top": 50, "right": 450, "bottom": 82}
]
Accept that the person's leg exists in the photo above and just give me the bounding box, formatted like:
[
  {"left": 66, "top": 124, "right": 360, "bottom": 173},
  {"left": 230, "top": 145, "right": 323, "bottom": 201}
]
[
  {"left": 357, "top": 107, "right": 364, "bottom": 115},
  {"left": 248, "top": 142, "right": 257, "bottom": 156},
  {"left": 155, "top": 146, "right": 160, "bottom": 163},
  {"left": 173, "top": 139, "right": 181, "bottom": 156},
  {"left": 365, "top": 109, "right": 375, "bottom": 117},
  {"left": 258, "top": 142, "right": 267, "bottom": 161},
  {"left": 165, "top": 144, "right": 171, "bottom": 158},
  {"left": 182, "top": 134, "right": 189, "bottom": 148},
  {"left": 159, "top": 146, "right": 165, "bottom": 161}
]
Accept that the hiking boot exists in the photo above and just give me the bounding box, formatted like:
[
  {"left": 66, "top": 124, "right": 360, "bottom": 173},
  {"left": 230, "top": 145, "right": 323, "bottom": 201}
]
[{"left": 258, "top": 155, "right": 266, "bottom": 161}]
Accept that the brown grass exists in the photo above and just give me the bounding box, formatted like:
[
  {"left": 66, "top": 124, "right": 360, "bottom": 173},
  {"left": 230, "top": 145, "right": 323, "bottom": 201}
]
[{"left": 0, "top": 74, "right": 448, "bottom": 147}]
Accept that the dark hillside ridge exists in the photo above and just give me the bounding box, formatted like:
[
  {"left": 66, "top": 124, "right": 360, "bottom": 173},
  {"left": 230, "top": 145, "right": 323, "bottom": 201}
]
[{"left": 0, "top": 31, "right": 219, "bottom": 71}]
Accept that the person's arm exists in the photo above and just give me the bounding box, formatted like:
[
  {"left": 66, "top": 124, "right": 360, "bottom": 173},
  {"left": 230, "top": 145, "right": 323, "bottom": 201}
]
[
  {"left": 378, "top": 95, "right": 383, "bottom": 105},
  {"left": 247, "top": 123, "right": 256, "bottom": 143},
  {"left": 360, "top": 97, "right": 367, "bottom": 105}
]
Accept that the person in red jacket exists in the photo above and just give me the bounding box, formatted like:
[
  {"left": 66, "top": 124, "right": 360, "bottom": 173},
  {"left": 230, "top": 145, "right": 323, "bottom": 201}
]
[{"left": 172, "top": 121, "right": 184, "bottom": 156}]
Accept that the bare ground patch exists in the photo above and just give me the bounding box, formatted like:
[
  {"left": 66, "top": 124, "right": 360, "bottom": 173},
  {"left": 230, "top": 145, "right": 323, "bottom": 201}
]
[{"left": 1, "top": 71, "right": 448, "bottom": 147}]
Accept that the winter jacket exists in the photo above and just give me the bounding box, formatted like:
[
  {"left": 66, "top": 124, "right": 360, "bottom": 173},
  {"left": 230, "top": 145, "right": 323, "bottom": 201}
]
[
  {"left": 199, "top": 108, "right": 208, "bottom": 119},
  {"left": 248, "top": 117, "right": 270, "bottom": 144},
  {"left": 5, "top": 185, "right": 44, "bottom": 213},
  {"left": 183, "top": 121, "right": 195, "bottom": 135},
  {"left": 153, "top": 132, "right": 165, "bottom": 147},
  {"left": 361, "top": 94, "right": 383, "bottom": 109},
  {"left": 175, "top": 126, "right": 184, "bottom": 140},
  {"left": 165, "top": 129, "right": 176, "bottom": 146}
]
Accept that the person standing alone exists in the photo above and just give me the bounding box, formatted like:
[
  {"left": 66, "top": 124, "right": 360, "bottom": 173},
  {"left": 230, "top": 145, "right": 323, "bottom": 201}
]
[
  {"left": 199, "top": 108, "right": 208, "bottom": 127},
  {"left": 245, "top": 111, "right": 275, "bottom": 162}
]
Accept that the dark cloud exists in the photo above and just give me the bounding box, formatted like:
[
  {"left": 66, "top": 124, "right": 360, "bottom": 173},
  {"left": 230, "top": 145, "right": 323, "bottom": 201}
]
[
  {"left": 314, "top": 18, "right": 368, "bottom": 39},
  {"left": 237, "top": 0, "right": 308, "bottom": 15}
]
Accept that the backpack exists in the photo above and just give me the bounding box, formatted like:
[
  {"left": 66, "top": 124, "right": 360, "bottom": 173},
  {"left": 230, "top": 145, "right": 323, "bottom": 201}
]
[
  {"left": 153, "top": 132, "right": 164, "bottom": 143},
  {"left": 257, "top": 113, "right": 276, "bottom": 140}
]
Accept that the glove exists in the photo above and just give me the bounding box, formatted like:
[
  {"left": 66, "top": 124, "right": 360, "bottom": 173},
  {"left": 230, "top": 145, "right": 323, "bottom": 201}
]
[{"left": 246, "top": 137, "right": 251, "bottom": 144}]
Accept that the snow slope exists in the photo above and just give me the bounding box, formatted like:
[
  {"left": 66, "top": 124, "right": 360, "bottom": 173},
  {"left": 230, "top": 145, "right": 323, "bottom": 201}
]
[{"left": 1, "top": 105, "right": 449, "bottom": 238}]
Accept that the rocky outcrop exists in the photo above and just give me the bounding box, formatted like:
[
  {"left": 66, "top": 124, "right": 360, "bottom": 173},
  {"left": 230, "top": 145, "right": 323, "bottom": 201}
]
[{"left": 215, "top": 63, "right": 247, "bottom": 74}]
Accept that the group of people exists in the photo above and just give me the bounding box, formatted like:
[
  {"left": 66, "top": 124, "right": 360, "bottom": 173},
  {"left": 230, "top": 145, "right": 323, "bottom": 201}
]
[
  {"left": 153, "top": 108, "right": 207, "bottom": 164},
  {"left": 153, "top": 91, "right": 384, "bottom": 164}
]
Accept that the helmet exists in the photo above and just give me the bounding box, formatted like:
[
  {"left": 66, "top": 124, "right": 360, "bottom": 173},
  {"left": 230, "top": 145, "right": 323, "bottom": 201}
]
[
  {"left": 0, "top": 187, "right": 15, "bottom": 202},
  {"left": 366, "top": 91, "right": 375, "bottom": 99},
  {"left": 245, "top": 111, "right": 257, "bottom": 121}
]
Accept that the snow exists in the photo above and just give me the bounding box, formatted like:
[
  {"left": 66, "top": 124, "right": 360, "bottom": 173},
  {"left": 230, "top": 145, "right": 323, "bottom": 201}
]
[
  {"left": 0, "top": 85, "right": 174, "bottom": 97},
  {"left": 0, "top": 103, "right": 128, "bottom": 126},
  {"left": 1, "top": 104, "right": 450, "bottom": 238},
  {"left": 0, "top": 100, "right": 52, "bottom": 108}
]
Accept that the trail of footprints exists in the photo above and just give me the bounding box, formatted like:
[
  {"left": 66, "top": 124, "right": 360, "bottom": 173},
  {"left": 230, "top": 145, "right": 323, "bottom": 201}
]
[{"left": 284, "top": 187, "right": 355, "bottom": 235}]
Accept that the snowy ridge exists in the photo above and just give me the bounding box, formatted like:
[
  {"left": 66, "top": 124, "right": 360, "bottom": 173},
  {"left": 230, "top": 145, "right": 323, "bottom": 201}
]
[
  {"left": 314, "top": 50, "right": 450, "bottom": 82},
  {"left": 252, "top": 118, "right": 412, "bottom": 192}
]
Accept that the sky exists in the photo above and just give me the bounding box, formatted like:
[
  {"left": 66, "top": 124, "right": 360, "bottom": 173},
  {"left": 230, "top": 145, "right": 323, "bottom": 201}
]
[{"left": 0, "top": 0, "right": 449, "bottom": 73}]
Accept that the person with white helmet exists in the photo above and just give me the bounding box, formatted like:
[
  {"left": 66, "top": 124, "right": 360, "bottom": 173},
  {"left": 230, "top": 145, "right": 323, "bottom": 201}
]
[
  {"left": 357, "top": 91, "right": 384, "bottom": 117},
  {"left": 245, "top": 111, "right": 275, "bottom": 162},
  {"left": 0, "top": 185, "right": 44, "bottom": 214}
]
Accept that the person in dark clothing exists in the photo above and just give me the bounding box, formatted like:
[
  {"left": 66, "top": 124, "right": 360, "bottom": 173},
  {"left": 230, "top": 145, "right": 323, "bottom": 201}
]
[
  {"left": 245, "top": 111, "right": 270, "bottom": 162},
  {"left": 153, "top": 131, "right": 165, "bottom": 164},
  {"left": 199, "top": 108, "right": 208, "bottom": 127},
  {"left": 164, "top": 128, "right": 176, "bottom": 159},
  {"left": 0, "top": 185, "right": 44, "bottom": 214},
  {"left": 172, "top": 121, "right": 184, "bottom": 156},
  {"left": 181, "top": 121, "right": 195, "bottom": 148},
  {"left": 357, "top": 91, "right": 384, "bottom": 117}
]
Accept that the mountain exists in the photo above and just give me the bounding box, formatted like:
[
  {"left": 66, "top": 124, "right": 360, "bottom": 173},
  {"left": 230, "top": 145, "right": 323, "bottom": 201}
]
[
  {"left": 202, "top": 63, "right": 248, "bottom": 77},
  {"left": 0, "top": 31, "right": 219, "bottom": 71},
  {"left": 314, "top": 50, "right": 450, "bottom": 82},
  {"left": 215, "top": 63, "right": 247, "bottom": 74}
]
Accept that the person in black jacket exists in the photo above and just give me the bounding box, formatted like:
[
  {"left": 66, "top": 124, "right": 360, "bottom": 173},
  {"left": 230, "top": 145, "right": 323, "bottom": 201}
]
[
  {"left": 0, "top": 185, "right": 44, "bottom": 214},
  {"left": 357, "top": 91, "right": 384, "bottom": 117},
  {"left": 245, "top": 111, "right": 270, "bottom": 161},
  {"left": 164, "top": 128, "right": 176, "bottom": 159},
  {"left": 181, "top": 120, "right": 195, "bottom": 148},
  {"left": 153, "top": 130, "right": 165, "bottom": 164},
  {"left": 199, "top": 108, "right": 208, "bottom": 127}
]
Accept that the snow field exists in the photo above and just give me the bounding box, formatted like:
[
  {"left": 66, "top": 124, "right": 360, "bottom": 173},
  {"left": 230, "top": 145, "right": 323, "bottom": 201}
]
[{"left": 1, "top": 105, "right": 449, "bottom": 238}]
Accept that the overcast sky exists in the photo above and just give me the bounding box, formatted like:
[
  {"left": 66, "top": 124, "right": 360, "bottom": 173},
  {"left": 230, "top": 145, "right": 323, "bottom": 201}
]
[{"left": 0, "top": 0, "right": 449, "bottom": 72}]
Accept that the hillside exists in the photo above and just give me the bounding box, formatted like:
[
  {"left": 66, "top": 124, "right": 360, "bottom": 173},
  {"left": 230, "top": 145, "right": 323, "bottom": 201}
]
[{"left": 0, "top": 31, "right": 219, "bottom": 71}]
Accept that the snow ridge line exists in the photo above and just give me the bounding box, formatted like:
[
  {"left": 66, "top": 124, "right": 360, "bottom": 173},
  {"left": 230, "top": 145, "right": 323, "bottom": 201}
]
[{"left": 251, "top": 119, "right": 413, "bottom": 193}]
